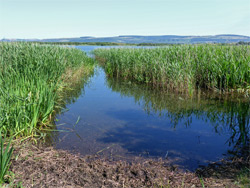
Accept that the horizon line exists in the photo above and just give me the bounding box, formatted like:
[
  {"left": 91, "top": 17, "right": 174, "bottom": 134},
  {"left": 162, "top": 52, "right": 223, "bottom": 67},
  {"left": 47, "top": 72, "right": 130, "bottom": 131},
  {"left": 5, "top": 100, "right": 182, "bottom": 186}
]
[{"left": 1, "top": 33, "right": 250, "bottom": 40}]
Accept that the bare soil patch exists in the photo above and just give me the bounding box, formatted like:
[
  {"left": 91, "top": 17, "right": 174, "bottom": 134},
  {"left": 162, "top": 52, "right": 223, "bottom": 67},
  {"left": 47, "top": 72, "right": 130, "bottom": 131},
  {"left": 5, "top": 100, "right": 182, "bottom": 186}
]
[{"left": 8, "top": 141, "right": 244, "bottom": 188}]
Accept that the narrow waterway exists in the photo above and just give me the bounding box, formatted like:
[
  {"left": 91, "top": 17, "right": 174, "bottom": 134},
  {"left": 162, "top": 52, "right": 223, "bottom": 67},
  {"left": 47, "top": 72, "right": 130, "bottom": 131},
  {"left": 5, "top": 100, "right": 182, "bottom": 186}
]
[{"left": 50, "top": 46, "right": 249, "bottom": 171}]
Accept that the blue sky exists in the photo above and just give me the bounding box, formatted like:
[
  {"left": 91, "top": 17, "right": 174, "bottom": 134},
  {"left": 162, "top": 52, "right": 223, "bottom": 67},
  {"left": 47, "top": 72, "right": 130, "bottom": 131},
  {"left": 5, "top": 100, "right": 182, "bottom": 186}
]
[{"left": 0, "top": 0, "right": 249, "bottom": 39}]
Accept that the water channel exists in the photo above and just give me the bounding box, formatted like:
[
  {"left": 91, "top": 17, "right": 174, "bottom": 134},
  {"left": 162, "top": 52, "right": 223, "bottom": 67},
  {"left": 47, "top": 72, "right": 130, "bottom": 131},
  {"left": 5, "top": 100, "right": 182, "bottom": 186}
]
[{"left": 51, "top": 46, "right": 250, "bottom": 171}]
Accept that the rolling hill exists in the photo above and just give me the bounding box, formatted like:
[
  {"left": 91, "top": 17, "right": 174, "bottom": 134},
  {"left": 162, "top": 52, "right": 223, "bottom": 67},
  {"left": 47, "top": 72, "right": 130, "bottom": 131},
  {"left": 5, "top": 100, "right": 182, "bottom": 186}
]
[{"left": 1, "top": 34, "right": 250, "bottom": 44}]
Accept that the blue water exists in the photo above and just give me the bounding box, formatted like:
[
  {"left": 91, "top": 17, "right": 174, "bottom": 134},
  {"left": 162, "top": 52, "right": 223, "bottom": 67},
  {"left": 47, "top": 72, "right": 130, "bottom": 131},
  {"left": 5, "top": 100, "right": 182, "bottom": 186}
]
[
  {"left": 74, "top": 45, "right": 157, "bottom": 55},
  {"left": 52, "top": 46, "right": 250, "bottom": 171}
]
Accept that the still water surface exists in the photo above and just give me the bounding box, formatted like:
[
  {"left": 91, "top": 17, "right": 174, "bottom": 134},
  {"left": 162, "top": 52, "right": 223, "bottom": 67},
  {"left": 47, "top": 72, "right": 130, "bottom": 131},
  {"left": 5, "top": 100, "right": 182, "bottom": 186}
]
[{"left": 52, "top": 46, "right": 250, "bottom": 171}]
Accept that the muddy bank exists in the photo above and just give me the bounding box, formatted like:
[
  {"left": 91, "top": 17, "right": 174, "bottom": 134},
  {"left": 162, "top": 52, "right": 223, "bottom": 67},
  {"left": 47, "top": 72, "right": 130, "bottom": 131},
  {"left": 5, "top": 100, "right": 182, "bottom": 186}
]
[{"left": 8, "top": 142, "right": 244, "bottom": 188}]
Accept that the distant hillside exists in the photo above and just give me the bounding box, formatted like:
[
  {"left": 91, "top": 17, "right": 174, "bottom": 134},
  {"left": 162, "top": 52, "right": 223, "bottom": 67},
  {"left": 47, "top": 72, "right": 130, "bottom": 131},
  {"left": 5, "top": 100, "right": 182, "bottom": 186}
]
[{"left": 1, "top": 34, "right": 250, "bottom": 44}]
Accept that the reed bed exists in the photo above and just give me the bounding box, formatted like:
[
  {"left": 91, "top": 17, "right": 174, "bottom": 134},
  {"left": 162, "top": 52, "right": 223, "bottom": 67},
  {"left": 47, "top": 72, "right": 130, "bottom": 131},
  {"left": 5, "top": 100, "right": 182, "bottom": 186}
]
[
  {"left": 94, "top": 45, "right": 250, "bottom": 94},
  {"left": 0, "top": 42, "right": 95, "bottom": 137}
]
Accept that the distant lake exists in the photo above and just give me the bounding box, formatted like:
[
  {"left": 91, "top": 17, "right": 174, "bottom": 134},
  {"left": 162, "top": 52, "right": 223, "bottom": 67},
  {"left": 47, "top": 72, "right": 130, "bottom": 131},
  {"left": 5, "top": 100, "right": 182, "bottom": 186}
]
[{"left": 74, "top": 45, "right": 158, "bottom": 55}]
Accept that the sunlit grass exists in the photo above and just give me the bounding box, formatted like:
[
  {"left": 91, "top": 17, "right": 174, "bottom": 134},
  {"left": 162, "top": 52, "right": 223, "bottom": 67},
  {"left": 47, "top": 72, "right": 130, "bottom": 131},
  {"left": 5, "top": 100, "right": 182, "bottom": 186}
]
[
  {"left": 94, "top": 45, "right": 250, "bottom": 94},
  {"left": 0, "top": 133, "right": 14, "bottom": 184},
  {"left": 0, "top": 42, "right": 95, "bottom": 137}
]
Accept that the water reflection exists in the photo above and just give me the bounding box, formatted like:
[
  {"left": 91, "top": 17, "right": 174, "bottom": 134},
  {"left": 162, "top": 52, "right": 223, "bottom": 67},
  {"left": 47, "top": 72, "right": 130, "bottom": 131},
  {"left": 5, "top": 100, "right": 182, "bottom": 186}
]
[
  {"left": 52, "top": 66, "right": 249, "bottom": 170},
  {"left": 45, "top": 68, "right": 95, "bottom": 143},
  {"left": 105, "top": 76, "right": 250, "bottom": 158}
]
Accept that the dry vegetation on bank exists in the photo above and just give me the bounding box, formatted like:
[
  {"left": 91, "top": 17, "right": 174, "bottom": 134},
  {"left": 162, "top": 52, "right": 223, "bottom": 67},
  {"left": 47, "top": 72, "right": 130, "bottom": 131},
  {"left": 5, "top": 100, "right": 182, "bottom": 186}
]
[{"left": 8, "top": 141, "right": 247, "bottom": 188}]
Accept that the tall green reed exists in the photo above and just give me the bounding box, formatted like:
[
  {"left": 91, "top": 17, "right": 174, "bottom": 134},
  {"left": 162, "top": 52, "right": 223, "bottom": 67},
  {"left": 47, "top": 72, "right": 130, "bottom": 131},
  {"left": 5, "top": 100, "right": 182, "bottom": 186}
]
[
  {"left": 0, "top": 42, "right": 95, "bottom": 137},
  {"left": 0, "top": 132, "right": 13, "bottom": 184},
  {"left": 94, "top": 45, "right": 250, "bottom": 94}
]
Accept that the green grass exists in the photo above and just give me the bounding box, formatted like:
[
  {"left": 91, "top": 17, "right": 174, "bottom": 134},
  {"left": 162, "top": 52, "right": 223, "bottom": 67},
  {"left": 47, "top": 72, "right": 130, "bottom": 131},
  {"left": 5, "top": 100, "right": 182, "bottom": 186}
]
[
  {"left": 0, "top": 42, "right": 95, "bottom": 137},
  {"left": 0, "top": 133, "right": 14, "bottom": 184},
  {"left": 236, "top": 167, "right": 250, "bottom": 187},
  {"left": 94, "top": 45, "right": 250, "bottom": 94}
]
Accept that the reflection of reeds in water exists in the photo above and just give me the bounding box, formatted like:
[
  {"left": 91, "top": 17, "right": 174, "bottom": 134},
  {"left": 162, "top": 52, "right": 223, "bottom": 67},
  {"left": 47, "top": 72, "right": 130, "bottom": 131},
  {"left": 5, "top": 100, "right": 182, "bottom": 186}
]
[
  {"left": 57, "top": 65, "right": 95, "bottom": 111},
  {"left": 106, "top": 76, "right": 250, "bottom": 151},
  {"left": 0, "top": 42, "right": 95, "bottom": 137},
  {"left": 94, "top": 45, "right": 250, "bottom": 95},
  {"left": 45, "top": 67, "right": 95, "bottom": 145}
]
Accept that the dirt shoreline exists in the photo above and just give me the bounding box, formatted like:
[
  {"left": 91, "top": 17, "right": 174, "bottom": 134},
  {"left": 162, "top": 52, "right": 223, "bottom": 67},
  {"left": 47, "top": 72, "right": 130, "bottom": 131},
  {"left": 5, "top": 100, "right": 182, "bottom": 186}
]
[{"left": 7, "top": 141, "right": 248, "bottom": 188}]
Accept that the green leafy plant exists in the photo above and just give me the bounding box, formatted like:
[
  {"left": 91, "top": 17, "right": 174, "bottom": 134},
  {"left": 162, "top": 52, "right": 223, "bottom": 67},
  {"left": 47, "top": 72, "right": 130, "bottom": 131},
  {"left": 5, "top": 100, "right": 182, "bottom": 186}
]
[
  {"left": 236, "top": 167, "right": 250, "bottom": 187},
  {"left": 199, "top": 176, "right": 205, "bottom": 188},
  {"left": 0, "top": 132, "right": 14, "bottom": 184}
]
